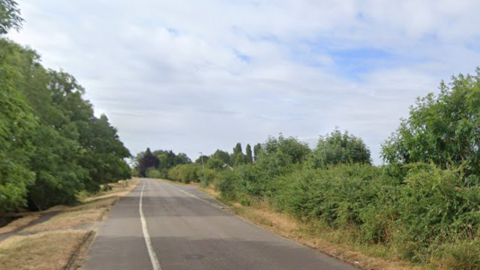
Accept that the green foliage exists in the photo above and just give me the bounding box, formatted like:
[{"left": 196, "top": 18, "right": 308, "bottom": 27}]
[
  {"left": 253, "top": 143, "right": 262, "bottom": 162},
  {"left": 246, "top": 144, "right": 253, "bottom": 163},
  {"left": 211, "top": 149, "right": 231, "bottom": 165},
  {"left": 0, "top": 33, "right": 131, "bottom": 212},
  {"left": 215, "top": 169, "right": 237, "bottom": 201},
  {"left": 145, "top": 168, "right": 162, "bottom": 179},
  {"left": 0, "top": 0, "right": 23, "bottom": 34},
  {"left": 391, "top": 164, "right": 480, "bottom": 262},
  {"left": 241, "top": 162, "right": 480, "bottom": 264},
  {"left": 205, "top": 158, "right": 225, "bottom": 171},
  {"left": 195, "top": 155, "right": 209, "bottom": 165},
  {"left": 382, "top": 69, "right": 480, "bottom": 180},
  {"left": 209, "top": 132, "right": 480, "bottom": 267},
  {"left": 231, "top": 142, "right": 247, "bottom": 166},
  {"left": 255, "top": 135, "right": 311, "bottom": 177},
  {"left": 434, "top": 240, "right": 480, "bottom": 270},
  {"left": 199, "top": 168, "right": 216, "bottom": 187},
  {"left": 153, "top": 150, "right": 191, "bottom": 176},
  {"left": 137, "top": 148, "right": 159, "bottom": 177},
  {"left": 0, "top": 39, "right": 35, "bottom": 212},
  {"left": 167, "top": 164, "right": 201, "bottom": 184},
  {"left": 307, "top": 129, "right": 371, "bottom": 168},
  {"left": 213, "top": 135, "right": 311, "bottom": 200}
]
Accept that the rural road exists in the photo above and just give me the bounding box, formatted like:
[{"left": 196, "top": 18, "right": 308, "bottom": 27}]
[{"left": 81, "top": 179, "right": 358, "bottom": 270}]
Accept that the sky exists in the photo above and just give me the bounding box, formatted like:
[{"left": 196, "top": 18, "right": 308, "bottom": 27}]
[{"left": 8, "top": 0, "right": 480, "bottom": 164}]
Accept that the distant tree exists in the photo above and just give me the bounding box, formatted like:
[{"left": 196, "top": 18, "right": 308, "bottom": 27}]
[
  {"left": 246, "top": 144, "right": 253, "bottom": 163},
  {"left": 234, "top": 143, "right": 242, "bottom": 154},
  {"left": 253, "top": 143, "right": 262, "bottom": 162},
  {"left": 195, "top": 155, "right": 209, "bottom": 166},
  {"left": 382, "top": 68, "right": 480, "bottom": 180},
  {"left": 175, "top": 153, "right": 192, "bottom": 165},
  {"left": 253, "top": 135, "right": 311, "bottom": 178},
  {"left": 0, "top": 0, "right": 23, "bottom": 34},
  {"left": 211, "top": 149, "right": 230, "bottom": 165},
  {"left": 307, "top": 129, "right": 371, "bottom": 168},
  {"left": 234, "top": 153, "right": 248, "bottom": 166},
  {"left": 206, "top": 158, "right": 225, "bottom": 170},
  {"left": 138, "top": 148, "right": 159, "bottom": 177},
  {"left": 231, "top": 142, "right": 244, "bottom": 165},
  {"left": 262, "top": 134, "right": 311, "bottom": 165}
]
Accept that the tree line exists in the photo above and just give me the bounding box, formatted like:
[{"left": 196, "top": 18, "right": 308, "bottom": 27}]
[
  {"left": 135, "top": 69, "right": 480, "bottom": 269},
  {"left": 0, "top": 1, "right": 131, "bottom": 214}
]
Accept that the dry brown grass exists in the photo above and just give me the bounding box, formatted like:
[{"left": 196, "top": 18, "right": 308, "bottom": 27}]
[
  {"left": 22, "top": 180, "right": 140, "bottom": 233},
  {"left": 85, "top": 179, "right": 140, "bottom": 203},
  {"left": 0, "top": 214, "right": 41, "bottom": 235},
  {"left": 199, "top": 185, "right": 221, "bottom": 199},
  {"left": 22, "top": 209, "right": 106, "bottom": 233},
  {"left": 0, "top": 230, "right": 90, "bottom": 270}
]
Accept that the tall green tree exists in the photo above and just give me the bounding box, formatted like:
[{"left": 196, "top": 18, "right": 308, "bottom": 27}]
[
  {"left": 0, "top": 44, "right": 35, "bottom": 212},
  {"left": 307, "top": 129, "right": 371, "bottom": 168},
  {"left": 253, "top": 143, "right": 262, "bottom": 162},
  {"left": 231, "top": 142, "right": 247, "bottom": 166},
  {"left": 1, "top": 3, "right": 131, "bottom": 212},
  {"left": 246, "top": 144, "right": 253, "bottom": 163},
  {"left": 382, "top": 68, "right": 480, "bottom": 181},
  {"left": 233, "top": 143, "right": 242, "bottom": 155}
]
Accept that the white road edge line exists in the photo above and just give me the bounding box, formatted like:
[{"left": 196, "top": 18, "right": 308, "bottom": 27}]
[{"left": 140, "top": 183, "right": 162, "bottom": 270}]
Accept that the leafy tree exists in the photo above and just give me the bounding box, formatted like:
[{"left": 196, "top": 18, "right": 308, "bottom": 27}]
[
  {"left": 233, "top": 143, "right": 243, "bottom": 155},
  {"left": 206, "top": 158, "right": 225, "bottom": 170},
  {"left": 253, "top": 143, "right": 262, "bottom": 162},
  {"left": 0, "top": 46, "right": 35, "bottom": 212},
  {"left": 261, "top": 135, "right": 311, "bottom": 166},
  {"left": 307, "top": 129, "right": 371, "bottom": 168},
  {"left": 382, "top": 69, "right": 480, "bottom": 181},
  {"left": 0, "top": 6, "right": 131, "bottom": 212},
  {"left": 195, "top": 155, "right": 209, "bottom": 166},
  {"left": 234, "top": 153, "right": 248, "bottom": 166},
  {"left": 246, "top": 144, "right": 253, "bottom": 163},
  {"left": 0, "top": 0, "right": 23, "bottom": 34},
  {"left": 138, "top": 148, "right": 160, "bottom": 177},
  {"left": 211, "top": 149, "right": 230, "bottom": 165},
  {"left": 149, "top": 150, "right": 192, "bottom": 178},
  {"left": 231, "top": 142, "right": 248, "bottom": 166},
  {"left": 175, "top": 153, "right": 192, "bottom": 165}
]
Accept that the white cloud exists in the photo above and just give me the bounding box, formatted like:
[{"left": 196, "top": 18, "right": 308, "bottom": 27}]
[{"left": 8, "top": 0, "right": 480, "bottom": 163}]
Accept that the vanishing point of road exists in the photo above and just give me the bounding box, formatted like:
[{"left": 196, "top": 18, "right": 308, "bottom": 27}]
[{"left": 81, "top": 179, "right": 358, "bottom": 270}]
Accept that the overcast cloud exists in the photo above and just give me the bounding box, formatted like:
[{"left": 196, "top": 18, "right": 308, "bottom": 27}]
[{"left": 9, "top": 0, "right": 480, "bottom": 163}]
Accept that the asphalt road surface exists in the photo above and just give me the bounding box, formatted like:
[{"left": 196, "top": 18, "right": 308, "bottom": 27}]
[{"left": 81, "top": 179, "right": 358, "bottom": 270}]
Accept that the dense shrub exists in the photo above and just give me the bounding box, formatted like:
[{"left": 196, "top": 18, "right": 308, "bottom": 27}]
[
  {"left": 145, "top": 168, "right": 162, "bottom": 179},
  {"left": 167, "top": 164, "right": 201, "bottom": 183},
  {"left": 212, "top": 158, "right": 480, "bottom": 265}
]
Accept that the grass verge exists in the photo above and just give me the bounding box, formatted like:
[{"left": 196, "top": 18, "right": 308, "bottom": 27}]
[
  {"left": 0, "top": 230, "right": 89, "bottom": 270},
  {"left": 0, "top": 214, "right": 41, "bottom": 235},
  {"left": 0, "top": 179, "right": 139, "bottom": 270}
]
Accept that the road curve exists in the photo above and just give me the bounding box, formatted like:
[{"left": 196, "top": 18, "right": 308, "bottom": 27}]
[{"left": 81, "top": 179, "right": 358, "bottom": 270}]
